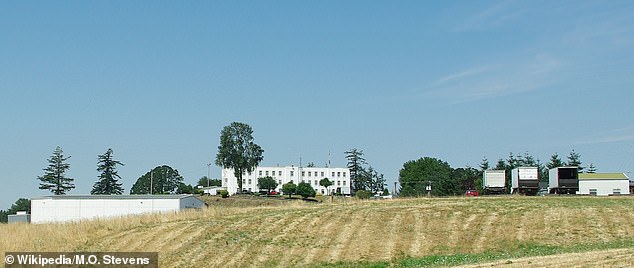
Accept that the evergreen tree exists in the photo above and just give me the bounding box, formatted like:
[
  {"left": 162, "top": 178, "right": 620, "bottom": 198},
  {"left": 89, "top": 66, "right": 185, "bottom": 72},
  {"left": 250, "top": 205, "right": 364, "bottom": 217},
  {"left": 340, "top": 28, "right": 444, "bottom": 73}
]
[
  {"left": 479, "top": 157, "right": 490, "bottom": 172},
  {"left": 91, "top": 148, "right": 125, "bottom": 195},
  {"left": 366, "top": 166, "right": 386, "bottom": 194},
  {"left": 567, "top": 149, "right": 584, "bottom": 172},
  {"left": 520, "top": 151, "right": 537, "bottom": 167},
  {"left": 586, "top": 163, "right": 597, "bottom": 173},
  {"left": 345, "top": 148, "right": 368, "bottom": 192},
  {"left": 495, "top": 159, "right": 506, "bottom": 170},
  {"left": 37, "top": 146, "right": 74, "bottom": 195},
  {"left": 536, "top": 159, "right": 549, "bottom": 183},
  {"left": 547, "top": 153, "right": 564, "bottom": 169}
]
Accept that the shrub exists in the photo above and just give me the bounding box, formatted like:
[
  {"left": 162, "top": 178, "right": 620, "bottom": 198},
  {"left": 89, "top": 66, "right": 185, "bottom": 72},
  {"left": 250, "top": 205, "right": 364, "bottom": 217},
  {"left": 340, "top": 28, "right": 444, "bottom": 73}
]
[
  {"left": 219, "top": 190, "right": 229, "bottom": 198},
  {"left": 296, "top": 182, "right": 316, "bottom": 199},
  {"left": 355, "top": 190, "right": 372, "bottom": 199}
]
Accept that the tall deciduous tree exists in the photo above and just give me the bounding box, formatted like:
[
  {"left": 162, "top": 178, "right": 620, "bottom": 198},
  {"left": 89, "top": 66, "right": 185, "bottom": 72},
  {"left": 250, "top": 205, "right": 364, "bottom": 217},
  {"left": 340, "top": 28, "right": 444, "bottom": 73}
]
[
  {"left": 37, "top": 146, "right": 74, "bottom": 195},
  {"left": 91, "top": 148, "right": 125, "bottom": 195},
  {"left": 399, "top": 157, "right": 453, "bottom": 197},
  {"left": 197, "top": 176, "right": 221, "bottom": 187},
  {"left": 215, "top": 122, "right": 264, "bottom": 193},
  {"left": 130, "top": 165, "right": 184, "bottom": 194},
  {"left": 345, "top": 148, "right": 367, "bottom": 192}
]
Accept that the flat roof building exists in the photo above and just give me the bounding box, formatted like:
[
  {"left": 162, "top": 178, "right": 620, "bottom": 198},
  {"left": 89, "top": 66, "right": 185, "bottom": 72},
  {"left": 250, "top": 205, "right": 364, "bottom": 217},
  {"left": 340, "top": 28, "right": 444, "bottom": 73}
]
[
  {"left": 222, "top": 166, "right": 351, "bottom": 195},
  {"left": 31, "top": 195, "right": 205, "bottom": 224},
  {"left": 578, "top": 173, "right": 630, "bottom": 196}
]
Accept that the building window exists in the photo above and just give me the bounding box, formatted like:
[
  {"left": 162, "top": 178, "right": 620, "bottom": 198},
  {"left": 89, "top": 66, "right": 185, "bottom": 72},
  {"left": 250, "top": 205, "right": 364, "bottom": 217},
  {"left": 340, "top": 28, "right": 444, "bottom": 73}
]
[
  {"left": 265, "top": 171, "right": 269, "bottom": 176},
  {"left": 308, "top": 171, "right": 312, "bottom": 177},
  {"left": 278, "top": 171, "right": 282, "bottom": 176},
  {"left": 589, "top": 189, "right": 597, "bottom": 195},
  {"left": 314, "top": 180, "right": 318, "bottom": 186},
  {"left": 290, "top": 171, "right": 294, "bottom": 176},
  {"left": 613, "top": 189, "right": 622, "bottom": 195},
  {"left": 337, "top": 172, "right": 341, "bottom": 177},
  {"left": 278, "top": 180, "right": 282, "bottom": 185},
  {"left": 332, "top": 172, "right": 335, "bottom": 177},
  {"left": 337, "top": 181, "right": 341, "bottom": 186},
  {"left": 248, "top": 179, "right": 252, "bottom": 184},
  {"left": 259, "top": 170, "right": 262, "bottom": 176},
  {"left": 243, "top": 179, "right": 246, "bottom": 184},
  {"left": 321, "top": 172, "right": 325, "bottom": 177},
  {"left": 343, "top": 172, "right": 347, "bottom": 177},
  {"left": 302, "top": 171, "right": 305, "bottom": 176},
  {"left": 343, "top": 181, "right": 346, "bottom": 186}
]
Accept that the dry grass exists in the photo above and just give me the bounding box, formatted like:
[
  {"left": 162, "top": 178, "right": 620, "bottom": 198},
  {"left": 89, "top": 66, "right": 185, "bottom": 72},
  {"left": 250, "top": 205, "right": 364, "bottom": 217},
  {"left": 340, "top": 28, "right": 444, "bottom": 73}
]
[{"left": 2, "top": 196, "right": 634, "bottom": 267}]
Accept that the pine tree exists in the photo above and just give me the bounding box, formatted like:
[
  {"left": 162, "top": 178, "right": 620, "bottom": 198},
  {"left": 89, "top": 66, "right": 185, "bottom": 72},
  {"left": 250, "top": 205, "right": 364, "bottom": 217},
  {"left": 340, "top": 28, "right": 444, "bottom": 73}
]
[
  {"left": 91, "top": 148, "right": 125, "bottom": 195},
  {"left": 586, "top": 163, "right": 597, "bottom": 173},
  {"left": 479, "top": 157, "right": 490, "bottom": 172},
  {"left": 547, "top": 153, "right": 564, "bottom": 169},
  {"left": 346, "top": 148, "right": 368, "bottom": 192},
  {"left": 567, "top": 149, "right": 584, "bottom": 172},
  {"left": 37, "top": 146, "right": 74, "bottom": 195}
]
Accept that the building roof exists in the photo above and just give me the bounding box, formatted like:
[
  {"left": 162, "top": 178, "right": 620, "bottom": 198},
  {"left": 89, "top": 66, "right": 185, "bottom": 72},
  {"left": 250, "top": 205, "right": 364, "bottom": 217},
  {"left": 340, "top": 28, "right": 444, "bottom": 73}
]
[
  {"left": 579, "top": 173, "right": 629, "bottom": 180},
  {"left": 31, "top": 194, "right": 200, "bottom": 200}
]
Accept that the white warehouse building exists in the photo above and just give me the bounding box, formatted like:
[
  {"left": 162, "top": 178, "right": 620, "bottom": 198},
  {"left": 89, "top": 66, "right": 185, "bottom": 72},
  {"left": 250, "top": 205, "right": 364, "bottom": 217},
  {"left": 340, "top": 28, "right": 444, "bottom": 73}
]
[
  {"left": 31, "top": 195, "right": 205, "bottom": 224},
  {"left": 222, "top": 166, "right": 351, "bottom": 195},
  {"left": 578, "top": 173, "right": 630, "bottom": 196}
]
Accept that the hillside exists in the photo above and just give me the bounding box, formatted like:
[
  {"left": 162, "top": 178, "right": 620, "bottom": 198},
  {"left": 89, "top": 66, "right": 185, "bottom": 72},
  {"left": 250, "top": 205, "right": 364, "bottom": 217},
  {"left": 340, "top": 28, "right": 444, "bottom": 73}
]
[{"left": 2, "top": 196, "right": 634, "bottom": 267}]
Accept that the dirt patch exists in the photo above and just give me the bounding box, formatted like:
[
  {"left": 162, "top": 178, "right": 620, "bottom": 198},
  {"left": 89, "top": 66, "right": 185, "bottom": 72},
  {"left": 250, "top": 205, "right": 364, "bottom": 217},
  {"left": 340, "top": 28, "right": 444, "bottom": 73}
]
[{"left": 453, "top": 248, "right": 634, "bottom": 268}]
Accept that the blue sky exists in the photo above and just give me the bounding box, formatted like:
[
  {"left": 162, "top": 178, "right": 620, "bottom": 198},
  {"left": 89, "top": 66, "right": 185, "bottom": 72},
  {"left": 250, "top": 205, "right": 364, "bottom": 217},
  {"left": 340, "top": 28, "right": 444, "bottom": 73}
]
[{"left": 1, "top": 1, "right": 634, "bottom": 207}]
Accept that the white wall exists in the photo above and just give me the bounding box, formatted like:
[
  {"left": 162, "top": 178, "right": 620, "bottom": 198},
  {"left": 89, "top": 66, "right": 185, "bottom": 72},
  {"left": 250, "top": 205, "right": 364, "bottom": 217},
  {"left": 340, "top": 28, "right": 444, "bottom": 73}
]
[
  {"left": 578, "top": 180, "right": 630, "bottom": 196},
  {"left": 222, "top": 166, "right": 351, "bottom": 195},
  {"left": 31, "top": 196, "right": 202, "bottom": 224}
]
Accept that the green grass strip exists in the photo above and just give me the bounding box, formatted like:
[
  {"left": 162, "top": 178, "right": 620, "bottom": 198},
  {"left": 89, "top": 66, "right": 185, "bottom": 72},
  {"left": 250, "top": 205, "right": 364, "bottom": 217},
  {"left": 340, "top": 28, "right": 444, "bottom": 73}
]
[{"left": 315, "top": 239, "right": 634, "bottom": 268}]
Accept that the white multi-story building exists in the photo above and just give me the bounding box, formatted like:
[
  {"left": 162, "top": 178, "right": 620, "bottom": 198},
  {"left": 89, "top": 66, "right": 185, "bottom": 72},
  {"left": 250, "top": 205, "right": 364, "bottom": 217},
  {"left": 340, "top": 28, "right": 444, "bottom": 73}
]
[{"left": 222, "top": 166, "right": 351, "bottom": 195}]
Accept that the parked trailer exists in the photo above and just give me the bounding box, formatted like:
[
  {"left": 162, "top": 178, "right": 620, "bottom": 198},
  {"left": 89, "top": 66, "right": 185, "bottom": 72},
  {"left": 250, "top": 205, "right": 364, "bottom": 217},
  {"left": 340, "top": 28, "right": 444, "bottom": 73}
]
[
  {"left": 548, "top": 167, "right": 579, "bottom": 194},
  {"left": 483, "top": 170, "right": 506, "bottom": 194},
  {"left": 511, "top": 167, "right": 539, "bottom": 195}
]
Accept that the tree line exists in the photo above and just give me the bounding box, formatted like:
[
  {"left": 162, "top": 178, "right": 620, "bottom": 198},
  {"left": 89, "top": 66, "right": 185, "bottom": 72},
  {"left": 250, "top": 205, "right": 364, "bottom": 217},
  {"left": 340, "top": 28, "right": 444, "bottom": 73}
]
[
  {"left": 399, "top": 149, "right": 594, "bottom": 197},
  {"left": 34, "top": 146, "right": 211, "bottom": 197}
]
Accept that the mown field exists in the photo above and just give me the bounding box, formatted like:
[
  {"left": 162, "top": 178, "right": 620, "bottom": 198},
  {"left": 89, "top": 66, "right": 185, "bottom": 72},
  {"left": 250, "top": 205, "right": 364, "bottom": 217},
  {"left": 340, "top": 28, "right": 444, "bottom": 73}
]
[{"left": 2, "top": 196, "right": 634, "bottom": 267}]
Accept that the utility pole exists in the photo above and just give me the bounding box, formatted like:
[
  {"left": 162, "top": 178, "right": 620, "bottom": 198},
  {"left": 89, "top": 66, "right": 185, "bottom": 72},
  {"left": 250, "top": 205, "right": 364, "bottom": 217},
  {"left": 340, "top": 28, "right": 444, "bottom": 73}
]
[
  {"left": 207, "top": 162, "right": 211, "bottom": 187},
  {"left": 394, "top": 181, "right": 398, "bottom": 197},
  {"left": 150, "top": 171, "right": 153, "bottom": 195}
]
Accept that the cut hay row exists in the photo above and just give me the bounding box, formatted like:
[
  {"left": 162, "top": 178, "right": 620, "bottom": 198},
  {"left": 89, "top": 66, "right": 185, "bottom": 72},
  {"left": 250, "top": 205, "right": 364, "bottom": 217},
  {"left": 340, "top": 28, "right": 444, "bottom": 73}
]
[{"left": 2, "top": 196, "right": 634, "bottom": 267}]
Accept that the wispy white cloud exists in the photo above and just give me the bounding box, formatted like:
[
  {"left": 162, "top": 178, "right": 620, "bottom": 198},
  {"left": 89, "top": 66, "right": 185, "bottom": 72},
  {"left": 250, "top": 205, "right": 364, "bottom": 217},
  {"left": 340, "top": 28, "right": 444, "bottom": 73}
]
[
  {"left": 452, "top": 0, "right": 527, "bottom": 32},
  {"left": 578, "top": 126, "right": 634, "bottom": 145},
  {"left": 419, "top": 54, "right": 564, "bottom": 103}
]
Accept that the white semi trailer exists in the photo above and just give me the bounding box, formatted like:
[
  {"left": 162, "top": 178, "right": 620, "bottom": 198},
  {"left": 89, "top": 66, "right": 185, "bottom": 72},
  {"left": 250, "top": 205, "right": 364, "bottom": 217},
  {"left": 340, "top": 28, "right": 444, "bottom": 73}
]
[
  {"left": 511, "top": 167, "right": 539, "bottom": 195},
  {"left": 483, "top": 170, "right": 506, "bottom": 194}
]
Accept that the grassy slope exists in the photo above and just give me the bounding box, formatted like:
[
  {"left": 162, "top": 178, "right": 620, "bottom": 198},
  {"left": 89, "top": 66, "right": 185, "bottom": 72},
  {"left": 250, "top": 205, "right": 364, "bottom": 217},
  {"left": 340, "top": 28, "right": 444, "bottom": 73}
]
[{"left": 2, "top": 196, "right": 634, "bottom": 267}]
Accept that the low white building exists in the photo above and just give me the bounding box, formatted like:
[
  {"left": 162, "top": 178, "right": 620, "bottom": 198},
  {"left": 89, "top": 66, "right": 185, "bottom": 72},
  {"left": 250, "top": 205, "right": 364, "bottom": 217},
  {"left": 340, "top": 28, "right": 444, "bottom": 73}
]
[
  {"left": 222, "top": 166, "right": 351, "bottom": 195},
  {"left": 578, "top": 173, "right": 630, "bottom": 196},
  {"left": 31, "top": 195, "right": 205, "bottom": 224},
  {"left": 200, "top": 186, "right": 226, "bottom": 195}
]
